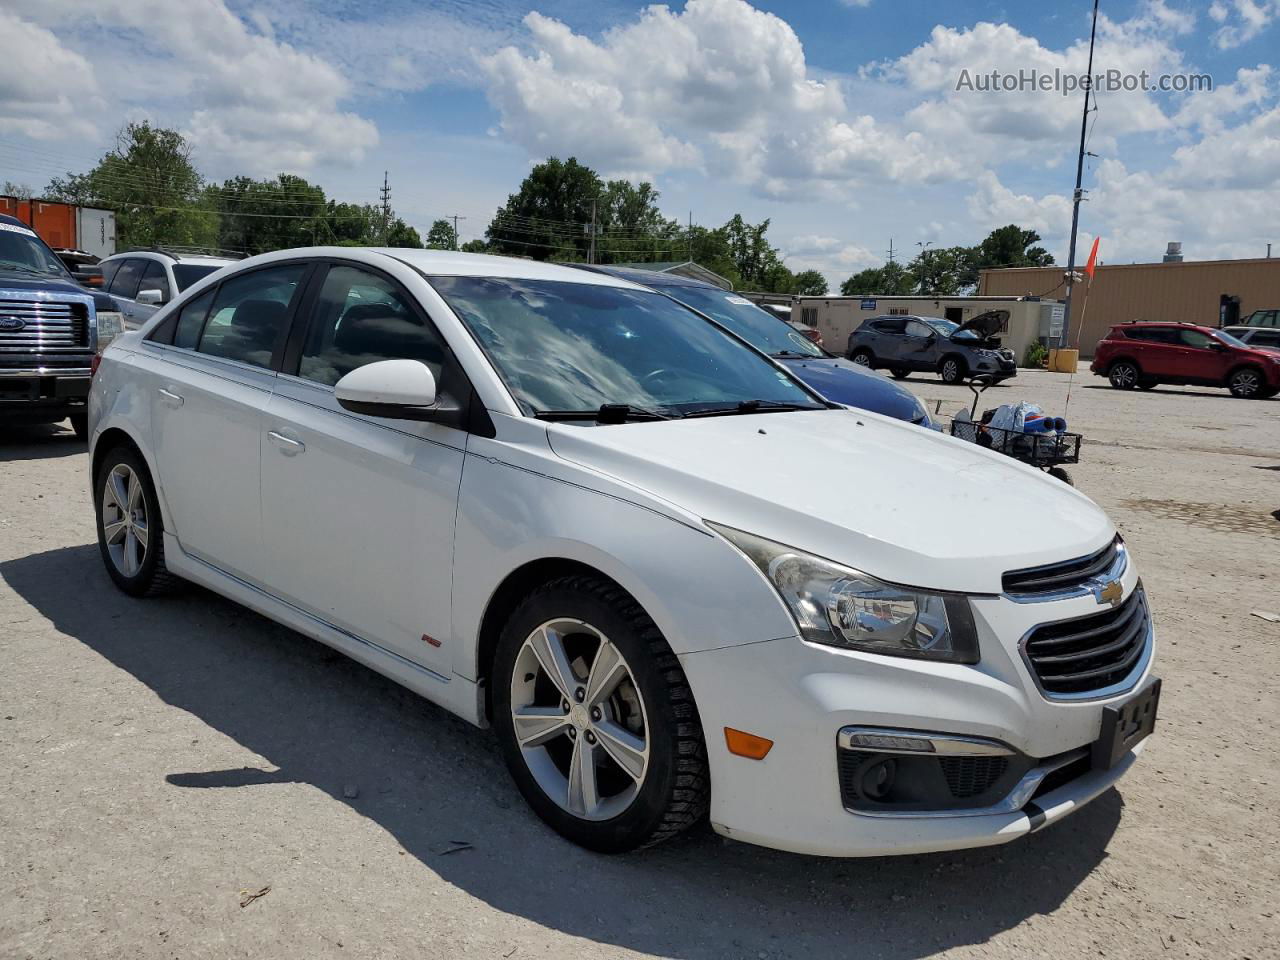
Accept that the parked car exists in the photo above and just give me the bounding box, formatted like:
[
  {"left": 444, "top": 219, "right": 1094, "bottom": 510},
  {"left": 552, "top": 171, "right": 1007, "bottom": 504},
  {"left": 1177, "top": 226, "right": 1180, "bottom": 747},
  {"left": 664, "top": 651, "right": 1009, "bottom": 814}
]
[
  {"left": 99, "top": 249, "right": 238, "bottom": 328},
  {"left": 1223, "top": 325, "right": 1280, "bottom": 352},
  {"left": 0, "top": 214, "right": 123, "bottom": 438},
  {"left": 53, "top": 248, "right": 104, "bottom": 288},
  {"left": 575, "top": 265, "right": 931, "bottom": 426},
  {"left": 1238, "top": 309, "right": 1278, "bottom": 328},
  {"left": 786, "top": 319, "right": 824, "bottom": 349},
  {"left": 90, "top": 247, "right": 1158, "bottom": 856},
  {"left": 847, "top": 313, "right": 1018, "bottom": 384},
  {"left": 1091, "top": 322, "right": 1280, "bottom": 399}
]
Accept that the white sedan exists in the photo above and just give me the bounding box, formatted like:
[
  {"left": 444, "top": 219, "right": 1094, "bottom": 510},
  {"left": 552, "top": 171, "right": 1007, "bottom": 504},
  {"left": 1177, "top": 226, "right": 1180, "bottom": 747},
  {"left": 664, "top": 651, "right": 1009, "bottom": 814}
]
[{"left": 87, "top": 248, "right": 1158, "bottom": 855}]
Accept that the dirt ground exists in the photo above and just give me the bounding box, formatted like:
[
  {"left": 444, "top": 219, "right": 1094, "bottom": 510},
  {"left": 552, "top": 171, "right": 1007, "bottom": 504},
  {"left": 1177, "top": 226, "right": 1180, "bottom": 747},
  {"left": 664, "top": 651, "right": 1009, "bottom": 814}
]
[{"left": 2, "top": 369, "right": 1277, "bottom": 960}]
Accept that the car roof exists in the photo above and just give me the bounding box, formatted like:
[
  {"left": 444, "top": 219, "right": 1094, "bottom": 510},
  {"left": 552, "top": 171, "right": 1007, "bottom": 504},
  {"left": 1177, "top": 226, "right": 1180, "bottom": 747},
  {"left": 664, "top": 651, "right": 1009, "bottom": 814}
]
[
  {"left": 1118, "top": 321, "right": 1215, "bottom": 330},
  {"left": 331, "top": 248, "right": 650, "bottom": 289},
  {"left": 103, "top": 251, "right": 236, "bottom": 266},
  {"left": 1, "top": 213, "right": 31, "bottom": 229},
  {"left": 573, "top": 263, "right": 720, "bottom": 290}
]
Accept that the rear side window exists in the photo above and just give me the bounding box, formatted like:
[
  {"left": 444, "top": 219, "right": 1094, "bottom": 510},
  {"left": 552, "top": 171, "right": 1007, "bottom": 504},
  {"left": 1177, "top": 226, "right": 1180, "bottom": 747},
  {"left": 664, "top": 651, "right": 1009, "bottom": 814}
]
[
  {"left": 197, "top": 264, "right": 306, "bottom": 368},
  {"left": 1248, "top": 329, "right": 1280, "bottom": 347},
  {"left": 175, "top": 289, "right": 215, "bottom": 349},
  {"left": 173, "top": 264, "right": 224, "bottom": 292},
  {"left": 109, "top": 259, "right": 145, "bottom": 298},
  {"left": 139, "top": 260, "right": 171, "bottom": 302},
  {"left": 872, "top": 317, "right": 906, "bottom": 334}
]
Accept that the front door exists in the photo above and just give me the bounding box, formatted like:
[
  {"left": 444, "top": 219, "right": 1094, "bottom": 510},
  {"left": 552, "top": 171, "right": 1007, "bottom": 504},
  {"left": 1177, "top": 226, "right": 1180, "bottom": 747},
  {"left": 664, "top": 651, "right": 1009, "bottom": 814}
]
[
  {"left": 901, "top": 319, "right": 940, "bottom": 370},
  {"left": 260, "top": 262, "right": 465, "bottom": 673},
  {"left": 1171, "top": 328, "right": 1232, "bottom": 382},
  {"left": 147, "top": 261, "right": 308, "bottom": 583}
]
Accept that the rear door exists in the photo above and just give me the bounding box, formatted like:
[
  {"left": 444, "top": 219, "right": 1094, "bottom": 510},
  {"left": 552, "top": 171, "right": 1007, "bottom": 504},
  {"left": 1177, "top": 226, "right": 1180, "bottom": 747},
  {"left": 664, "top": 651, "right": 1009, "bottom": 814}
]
[
  {"left": 259, "top": 261, "right": 466, "bottom": 673},
  {"left": 146, "top": 261, "right": 310, "bottom": 584},
  {"left": 901, "top": 319, "right": 939, "bottom": 370},
  {"left": 868, "top": 317, "right": 906, "bottom": 363},
  {"left": 1126, "top": 328, "right": 1181, "bottom": 378}
]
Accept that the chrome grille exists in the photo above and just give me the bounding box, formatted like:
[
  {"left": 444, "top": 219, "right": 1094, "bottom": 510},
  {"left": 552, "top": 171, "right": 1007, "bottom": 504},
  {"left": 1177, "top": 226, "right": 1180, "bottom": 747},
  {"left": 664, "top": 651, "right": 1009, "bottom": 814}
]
[
  {"left": 0, "top": 299, "right": 89, "bottom": 351},
  {"left": 1023, "top": 586, "right": 1150, "bottom": 697},
  {"left": 1003, "top": 537, "right": 1123, "bottom": 599}
]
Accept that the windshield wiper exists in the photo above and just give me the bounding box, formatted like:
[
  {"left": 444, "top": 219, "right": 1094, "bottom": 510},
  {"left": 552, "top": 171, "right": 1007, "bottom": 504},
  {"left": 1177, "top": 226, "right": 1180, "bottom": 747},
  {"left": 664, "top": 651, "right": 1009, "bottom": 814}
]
[
  {"left": 533, "top": 402, "right": 677, "bottom": 424},
  {"left": 682, "top": 400, "right": 814, "bottom": 419}
]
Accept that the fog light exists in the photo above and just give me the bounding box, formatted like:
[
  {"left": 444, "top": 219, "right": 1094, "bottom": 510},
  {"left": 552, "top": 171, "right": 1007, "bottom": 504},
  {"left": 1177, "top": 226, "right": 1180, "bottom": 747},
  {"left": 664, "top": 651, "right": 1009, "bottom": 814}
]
[{"left": 857, "top": 756, "right": 897, "bottom": 801}]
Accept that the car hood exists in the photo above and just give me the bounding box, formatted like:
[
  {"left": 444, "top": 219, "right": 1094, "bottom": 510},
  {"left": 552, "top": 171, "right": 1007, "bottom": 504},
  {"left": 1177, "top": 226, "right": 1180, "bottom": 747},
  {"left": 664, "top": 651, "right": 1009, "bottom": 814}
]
[
  {"left": 0, "top": 271, "right": 116, "bottom": 311},
  {"left": 775, "top": 356, "right": 928, "bottom": 425},
  {"left": 545, "top": 410, "right": 1113, "bottom": 594},
  {"left": 954, "top": 309, "right": 1008, "bottom": 340}
]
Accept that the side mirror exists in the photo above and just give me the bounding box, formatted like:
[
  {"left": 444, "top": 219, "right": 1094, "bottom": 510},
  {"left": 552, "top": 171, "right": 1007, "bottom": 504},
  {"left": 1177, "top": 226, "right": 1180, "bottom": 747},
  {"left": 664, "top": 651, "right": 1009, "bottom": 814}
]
[
  {"left": 136, "top": 288, "right": 165, "bottom": 306},
  {"left": 1206, "top": 341, "right": 1226, "bottom": 352},
  {"left": 335, "top": 359, "right": 450, "bottom": 421}
]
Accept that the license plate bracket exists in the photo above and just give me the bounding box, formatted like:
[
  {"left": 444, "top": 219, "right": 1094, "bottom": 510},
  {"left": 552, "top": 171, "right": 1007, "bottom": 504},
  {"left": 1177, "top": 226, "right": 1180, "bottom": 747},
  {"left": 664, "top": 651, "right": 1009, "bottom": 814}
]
[{"left": 1092, "top": 678, "right": 1160, "bottom": 770}]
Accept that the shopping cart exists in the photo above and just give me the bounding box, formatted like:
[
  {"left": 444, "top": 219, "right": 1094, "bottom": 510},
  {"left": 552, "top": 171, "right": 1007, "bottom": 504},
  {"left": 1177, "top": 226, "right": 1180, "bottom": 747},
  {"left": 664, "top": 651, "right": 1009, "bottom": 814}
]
[{"left": 949, "top": 376, "right": 1081, "bottom": 485}]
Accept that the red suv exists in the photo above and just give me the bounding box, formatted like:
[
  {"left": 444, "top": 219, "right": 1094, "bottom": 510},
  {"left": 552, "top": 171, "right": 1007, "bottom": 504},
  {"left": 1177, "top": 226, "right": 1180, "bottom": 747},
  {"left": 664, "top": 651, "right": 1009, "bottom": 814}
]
[{"left": 1092, "top": 322, "right": 1280, "bottom": 399}]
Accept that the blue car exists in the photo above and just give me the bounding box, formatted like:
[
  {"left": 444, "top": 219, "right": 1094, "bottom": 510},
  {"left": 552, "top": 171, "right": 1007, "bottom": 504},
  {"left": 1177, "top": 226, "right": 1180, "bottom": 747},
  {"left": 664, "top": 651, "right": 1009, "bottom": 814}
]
[{"left": 574, "top": 266, "right": 933, "bottom": 427}]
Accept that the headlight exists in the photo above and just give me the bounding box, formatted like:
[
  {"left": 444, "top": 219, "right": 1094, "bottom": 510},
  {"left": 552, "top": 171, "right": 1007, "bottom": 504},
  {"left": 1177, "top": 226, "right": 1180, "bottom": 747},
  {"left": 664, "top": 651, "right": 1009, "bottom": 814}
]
[
  {"left": 709, "top": 523, "right": 980, "bottom": 663},
  {"left": 96, "top": 310, "right": 124, "bottom": 352}
]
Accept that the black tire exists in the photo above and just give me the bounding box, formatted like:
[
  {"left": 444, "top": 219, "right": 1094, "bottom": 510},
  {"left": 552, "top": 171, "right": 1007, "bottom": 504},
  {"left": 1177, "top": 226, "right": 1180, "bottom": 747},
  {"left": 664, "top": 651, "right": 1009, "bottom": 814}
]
[
  {"left": 1108, "top": 361, "right": 1140, "bottom": 390},
  {"left": 1047, "top": 466, "right": 1074, "bottom": 486},
  {"left": 69, "top": 412, "right": 89, "bottom": 441},
  {"left": 492, "top": 575, "right": 709, "bottom": 853},
  {"left": 889, "top": 368, "right": 910, "bottom": 380},
  {"left": 940, "top": 356, "right": 966, "bottom": 384},
  {"left": 94, "top": 445, "right": 181, "bottom": 597},
  {"left": 1228, "top": 367, "right": 1266, "bottom": 399},
  {"left": 850, "top": 348, "right": 875, "bottom": 368}
]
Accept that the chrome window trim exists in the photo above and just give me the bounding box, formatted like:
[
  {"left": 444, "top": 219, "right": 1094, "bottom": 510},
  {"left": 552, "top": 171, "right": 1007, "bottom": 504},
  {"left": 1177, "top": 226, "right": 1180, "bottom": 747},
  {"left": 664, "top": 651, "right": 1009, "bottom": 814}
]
[
  {"left": 1018, "top": 587, "right": 1154, "bottom": 703},
  {"left": 1003, "top": 539, "right": 1128, "bottom": 604}
]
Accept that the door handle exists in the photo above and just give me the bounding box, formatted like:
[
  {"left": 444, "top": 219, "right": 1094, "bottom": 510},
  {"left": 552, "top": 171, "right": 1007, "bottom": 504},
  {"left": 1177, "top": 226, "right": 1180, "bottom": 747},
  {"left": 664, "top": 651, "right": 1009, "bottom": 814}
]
[
  {"left": 157, "top": 388, "right": 183, "bottom": 408},
  {"left": 267, "top": 430, "right": 305, "bottom": 455}
]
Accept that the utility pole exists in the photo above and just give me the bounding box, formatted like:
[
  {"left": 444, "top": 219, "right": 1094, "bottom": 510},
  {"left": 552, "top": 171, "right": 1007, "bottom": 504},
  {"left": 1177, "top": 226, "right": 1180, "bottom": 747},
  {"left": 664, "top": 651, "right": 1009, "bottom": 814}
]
[
  {"left": 1060, "top": 0, "right": 1100, "bottom": 349},
  {"left": 448, "top": 214, "right": 466, "bottom": 250},
  {"left": 379, "top": 171, "right": 391, "bottom": 243},
  {"left": 588, "top": 198, "right": 597, "bottom": 264},
  {"left": 688, "top": 210, "right": 693, "bottom": 264},
  {"left": 887, "top": 238, "right": 896, "bottom": 265}
]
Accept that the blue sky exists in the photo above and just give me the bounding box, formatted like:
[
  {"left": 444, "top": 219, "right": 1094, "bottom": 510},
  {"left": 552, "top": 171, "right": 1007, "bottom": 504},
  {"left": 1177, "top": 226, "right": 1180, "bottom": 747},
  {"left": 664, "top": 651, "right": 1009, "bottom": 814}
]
[{"left": 2, "top": 0, "right": 1277, "bottom": 286}]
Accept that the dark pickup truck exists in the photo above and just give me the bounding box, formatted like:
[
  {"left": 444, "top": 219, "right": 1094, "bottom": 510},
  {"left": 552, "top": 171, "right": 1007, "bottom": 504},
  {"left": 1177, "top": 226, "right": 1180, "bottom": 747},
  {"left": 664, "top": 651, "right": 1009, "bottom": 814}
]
[{"left": 1, "top": 214, "right": 123, "bottom": 439}]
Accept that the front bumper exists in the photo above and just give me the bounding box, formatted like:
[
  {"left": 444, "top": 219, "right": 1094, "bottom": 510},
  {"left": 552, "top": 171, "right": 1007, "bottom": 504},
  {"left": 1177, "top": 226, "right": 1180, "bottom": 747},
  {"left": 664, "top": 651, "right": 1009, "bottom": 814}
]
[
  {"left": 0, "top": 366, "right": 91, "bottom": 413},
  {"left": 678, "top": 565, "right": 1153, "bottom": 857}
]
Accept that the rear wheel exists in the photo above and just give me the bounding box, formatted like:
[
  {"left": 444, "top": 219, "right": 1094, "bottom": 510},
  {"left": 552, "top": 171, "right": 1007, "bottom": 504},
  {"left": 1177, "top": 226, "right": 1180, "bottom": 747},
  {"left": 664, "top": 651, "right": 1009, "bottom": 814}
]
[
  {"left": 1108, "top": 361, "right": 1140, "bottom": 390},
  {"left": 850, "top": 348, "right": 874, "bottom": 368},
  {"left": 940, "top": 356, "right": 966, "bottom": 384},
  {"left": 889, "top": 368, "right": 910, "bottom": 380},
  {"left": 94, "top": 446, "right": 180, "bottom": 597},
  {"left": 492, "top": 576, "right": 709, "bottom": 853},
  {"left": 1228, "top": 367, "right": 1265, "bottom": 399}
]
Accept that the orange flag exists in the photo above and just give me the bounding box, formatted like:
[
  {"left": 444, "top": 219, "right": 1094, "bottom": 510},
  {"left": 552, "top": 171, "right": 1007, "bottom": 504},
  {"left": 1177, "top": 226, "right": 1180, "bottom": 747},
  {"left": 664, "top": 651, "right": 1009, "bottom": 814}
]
[{"left": 1084, "top": 236, "right": 1100, "bottom": 279}]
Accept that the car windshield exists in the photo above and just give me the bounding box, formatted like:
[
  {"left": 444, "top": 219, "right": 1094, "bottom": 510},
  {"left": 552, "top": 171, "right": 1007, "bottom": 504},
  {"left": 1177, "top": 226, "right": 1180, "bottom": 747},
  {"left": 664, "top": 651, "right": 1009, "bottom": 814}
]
[
  {"left": 173, "top": 264, "right": 226, "bottom": 291},
  {"left": 656, "top": 284, "right": 824, "bottom": 358},
  {"left": 429, "top": 276, "right": 824, "bottom": 418},
  {"left": 920, "top": 317, "right": 980, "bottom": 340},
  {"left": 1215, "top": 330, "right": 1247, "bottom": 348},
  {"left": 0, "top": 226, "right": 71, "bottom": 279}
]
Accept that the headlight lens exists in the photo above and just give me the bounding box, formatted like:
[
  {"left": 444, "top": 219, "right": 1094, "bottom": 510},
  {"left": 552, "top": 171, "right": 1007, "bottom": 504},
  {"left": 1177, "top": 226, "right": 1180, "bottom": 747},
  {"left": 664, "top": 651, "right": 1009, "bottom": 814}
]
[
  {"left": 96, "top": 310, "right": 124, "bottom": 352},
  {"left": 709, "top": 523, "right": 980, "bottom": 663}
]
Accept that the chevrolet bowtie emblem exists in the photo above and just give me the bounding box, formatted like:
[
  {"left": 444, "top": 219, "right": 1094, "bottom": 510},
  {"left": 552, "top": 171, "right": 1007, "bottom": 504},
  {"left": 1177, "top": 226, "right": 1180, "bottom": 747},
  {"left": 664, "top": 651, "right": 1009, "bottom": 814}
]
[{"left": 1093, "top": 579, "right": 1123, "bottom": 607}]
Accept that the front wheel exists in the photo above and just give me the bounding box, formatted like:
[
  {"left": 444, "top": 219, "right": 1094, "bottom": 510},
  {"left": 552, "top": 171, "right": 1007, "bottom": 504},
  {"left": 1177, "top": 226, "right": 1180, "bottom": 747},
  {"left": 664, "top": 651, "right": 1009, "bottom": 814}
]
[
  {"left": 94, "top": 446, "right": 180, "bottom": 597},
  {"left": 850, "top": 348, "right": 874, "bottom": 368},
  {"left": 940, "top": 357, "right": 966, "bottom": 384},
  {"left": 492, "top": 576, "right": 709, "bottom": 852},
  {"left": 889, "top": 368, "right": 910, "bottom": 380},
  {"left": 1228, "top": 367, "right": 1265, "bottom": 399}
]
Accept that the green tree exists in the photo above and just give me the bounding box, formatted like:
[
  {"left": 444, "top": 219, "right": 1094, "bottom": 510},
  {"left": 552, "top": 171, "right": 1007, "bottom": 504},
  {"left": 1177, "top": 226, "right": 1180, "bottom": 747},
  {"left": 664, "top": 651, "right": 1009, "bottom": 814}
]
[
  {"left": 789, "top": 269, "right": 828, "bottom": 296},
  {"left": 45, "top": 122, "right": 217, "bottom": 249},
  {"left": 910, "top": 245, "right": 976, "bottom": 296},
  {"left": 426, "top": 218, "right": 457, "bottom": 250},
  {"left": 460, "top": 238, "right": 490, "bottom": 254},
  {"left": 386, "top": 218, "right": 423, "bottom": 248},
  {"left": 485, "top": 156, "right": 604, "bottom": 260},
  {"left": 210, "top": 174, "right": 327, "bottom": 255},
  {"left": 970, "top": 224, "right": 1054, "bottom": 276},
  {"left": 323, "top": 201, "right": 381, "bottom": 245},
  {"left": 2, "top": 181, "right": 33, "bottom": 199},
  {"left": 840, "top": 261, "right": 915, "bottom": 296}
]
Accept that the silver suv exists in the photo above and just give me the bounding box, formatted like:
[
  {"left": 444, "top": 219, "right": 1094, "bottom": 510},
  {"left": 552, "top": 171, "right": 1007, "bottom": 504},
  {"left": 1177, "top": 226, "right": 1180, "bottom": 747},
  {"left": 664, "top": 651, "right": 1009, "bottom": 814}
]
[
  {"left": 847, "top": 312, "right": 1018, "bottom": 384},
  {"left": 100, "top": 249, "right": 238, "bottom": 328}
]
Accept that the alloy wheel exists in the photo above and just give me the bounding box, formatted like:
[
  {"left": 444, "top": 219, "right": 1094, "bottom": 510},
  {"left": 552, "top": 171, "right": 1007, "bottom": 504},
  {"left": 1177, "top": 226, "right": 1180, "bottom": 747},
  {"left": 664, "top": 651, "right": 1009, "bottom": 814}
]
[
  {"left": 509, "top": 618, "right": 650, "bottom": 821},
  {"left": 851, "top": 351, "right": 871, "bottom": 366},
  {"left": 101, "top": 463, "right": 149, "bottom": 577},
  {"left": 1231, "top": 370, "right": 1261, "bottom": 397},
  {"left": 1111, "top": 364, "right": 1137, "bottom": 389}
]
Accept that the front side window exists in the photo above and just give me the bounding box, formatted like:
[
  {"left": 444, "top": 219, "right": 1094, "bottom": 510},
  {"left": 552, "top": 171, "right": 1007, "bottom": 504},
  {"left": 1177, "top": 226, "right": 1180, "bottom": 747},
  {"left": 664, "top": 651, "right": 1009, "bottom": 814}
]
[
  {"left": 1248, "top": 329, "right": 1280, "bottom": 347},
  {"left": 905, "top": 320, "right": 935, "bottom": 338},
  {"left": 299, "top": 265, "right": 446, "bottom": 387},
  {"left": 173, "top": 264, "right": 225, "bottom": 292},
  {"left": 109, "top": 259, "right": 145, "bottom": 299},
  {"left": 197, "top": 263, "right": 306, "bottom": 368},
  {"left": 1179, "top": 329, "right": 1215, "bottom": 348},
  {"left": 139, "top": 260, "right": 171, "bottom": 302},
  {"left": 659, "top": 285, "right": 823, "bottom": 358},
  {"left": 429, "top": 276, "right": 820, "bottom": 417}
]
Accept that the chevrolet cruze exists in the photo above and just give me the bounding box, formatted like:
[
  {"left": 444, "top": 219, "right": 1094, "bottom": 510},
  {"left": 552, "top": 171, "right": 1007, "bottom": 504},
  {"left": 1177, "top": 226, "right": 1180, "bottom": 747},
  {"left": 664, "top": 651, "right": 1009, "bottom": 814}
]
[{"left": 88, "top": 248, "right": 1159, "bottom": 855}]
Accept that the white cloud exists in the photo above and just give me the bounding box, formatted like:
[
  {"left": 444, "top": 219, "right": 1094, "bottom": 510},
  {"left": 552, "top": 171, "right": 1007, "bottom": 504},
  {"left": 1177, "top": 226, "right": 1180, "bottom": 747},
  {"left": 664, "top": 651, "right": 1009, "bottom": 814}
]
[
  {"left": 1173, "top": 64, "right": 1274, "bottom": 134},
  {"left": 1210, "top": 0, "right": 1280, "bottom": 48},
  {"left": 5, "top": 0, "right": 377, "bottom": 176},
  {"left": 966, "top": 172, "right": 1071, "bottom": 238},
  {"left": 780, "top": 234, "right": 880, "bottom": 287},
  {"left": 0, "top": 11, "right": 99, "bottom": 140}
]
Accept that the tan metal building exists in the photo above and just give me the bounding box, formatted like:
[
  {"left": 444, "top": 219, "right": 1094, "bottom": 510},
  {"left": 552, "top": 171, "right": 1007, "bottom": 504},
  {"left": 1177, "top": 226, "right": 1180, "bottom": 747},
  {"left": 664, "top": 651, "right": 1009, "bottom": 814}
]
[
  {"left": 979, "top": 257, "right": 1280, "bottom": 358},
  {"left": 790, "top": 295, "right": 1063, "bottom": 363}
]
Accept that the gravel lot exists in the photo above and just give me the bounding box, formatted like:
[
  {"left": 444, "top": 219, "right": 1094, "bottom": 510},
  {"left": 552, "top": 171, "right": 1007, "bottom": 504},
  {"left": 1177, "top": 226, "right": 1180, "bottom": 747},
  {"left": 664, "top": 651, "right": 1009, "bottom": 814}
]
[{"left": 2, "top": 369, "right": 1277, "bottom": 960}]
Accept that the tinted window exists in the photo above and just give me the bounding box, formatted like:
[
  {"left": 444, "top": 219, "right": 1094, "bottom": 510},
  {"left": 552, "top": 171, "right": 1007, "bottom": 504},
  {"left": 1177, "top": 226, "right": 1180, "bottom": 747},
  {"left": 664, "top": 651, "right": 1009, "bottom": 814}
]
[
  {"left": 905, "top": 320, "right": 935, "bottom": 338},
  {"left": 429, "top": 276, "right": 820, "bottom": 416},
  {"left": 109, "top": 258, "right": 145, "bottom": 298},
  {"left": 0, "top": 225, "right": 69, "bottom": 278},
  {"left": 871, "top": 317, "right": 906, "bottom": 334},
  {"left": 197, "top": 264, "right": 306, "bottom": 368},
  {"left": 98, "top": 259, "right": 122, "bottom": 287},
  {"left": 655, "top": 284, "right": 823, "bottom": 358},
  {"left": 139, "top": 260, "right": 171, "bottom": 302},
  {"left": 1249, "top": 329, "right": 1280, "bottom": 346},
  {"left": 173, "top": 264, "right": 224, "bottom": 292},
  {"left": 1179, "top": 329, "right": 1215, "bottom": 349},
  {"left": 299, "top": 265, "right": 445, "bottom": 387},
  {"left": 174, "top": 289, "right": 215, "bottom": 349}
]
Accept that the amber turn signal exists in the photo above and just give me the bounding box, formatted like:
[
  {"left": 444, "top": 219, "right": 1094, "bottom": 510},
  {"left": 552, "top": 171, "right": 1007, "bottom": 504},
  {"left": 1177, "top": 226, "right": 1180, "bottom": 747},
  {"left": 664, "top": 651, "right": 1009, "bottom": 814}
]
[{"left": 724, "top": 727, "right": 773, "bottom": 760}]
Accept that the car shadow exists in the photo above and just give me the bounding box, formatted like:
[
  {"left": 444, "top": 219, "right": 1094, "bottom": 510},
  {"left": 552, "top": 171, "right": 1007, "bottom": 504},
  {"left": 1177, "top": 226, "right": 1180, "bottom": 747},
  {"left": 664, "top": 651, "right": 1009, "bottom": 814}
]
[
  {"left": 0, "top": 421, "right": 84, "bottom": 459},
  {"left": 1, "top": 545, "right": 1123, "bottom": 960}
]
